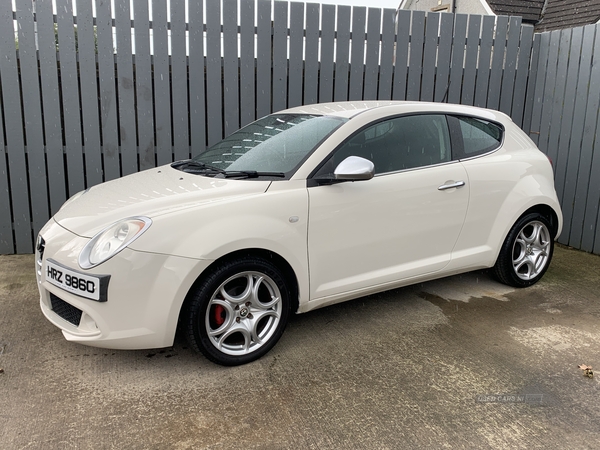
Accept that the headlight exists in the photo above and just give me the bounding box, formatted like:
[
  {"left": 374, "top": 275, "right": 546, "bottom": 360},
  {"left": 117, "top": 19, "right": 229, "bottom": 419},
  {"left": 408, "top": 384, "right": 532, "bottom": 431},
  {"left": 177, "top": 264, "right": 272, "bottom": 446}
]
[{"left": 79, "top": 217, "right": 152, "bottom": 269}]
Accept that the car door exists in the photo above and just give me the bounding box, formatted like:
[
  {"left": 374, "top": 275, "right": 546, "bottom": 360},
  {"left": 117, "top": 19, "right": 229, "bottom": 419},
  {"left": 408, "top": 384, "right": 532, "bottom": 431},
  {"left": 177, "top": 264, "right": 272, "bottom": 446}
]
[{"left": 307, "top": 114, "right": 469, "bottom": 301}]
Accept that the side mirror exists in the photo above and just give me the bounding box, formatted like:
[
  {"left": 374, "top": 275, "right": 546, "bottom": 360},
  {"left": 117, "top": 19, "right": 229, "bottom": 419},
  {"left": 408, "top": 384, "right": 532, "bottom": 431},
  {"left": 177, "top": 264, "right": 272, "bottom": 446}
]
[{"left": 334, "top": 156, "right": 374, "bottom": 181}]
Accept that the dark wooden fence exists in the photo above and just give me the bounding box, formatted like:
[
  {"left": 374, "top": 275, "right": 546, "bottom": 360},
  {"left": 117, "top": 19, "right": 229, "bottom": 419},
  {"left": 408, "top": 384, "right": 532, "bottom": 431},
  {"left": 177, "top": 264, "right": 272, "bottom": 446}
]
[
  {"left": 529, "top": 25, "right": 600, "bottom": 254},
  {"left": 0, "top": 0, "right": 599, "bottom": 255}
]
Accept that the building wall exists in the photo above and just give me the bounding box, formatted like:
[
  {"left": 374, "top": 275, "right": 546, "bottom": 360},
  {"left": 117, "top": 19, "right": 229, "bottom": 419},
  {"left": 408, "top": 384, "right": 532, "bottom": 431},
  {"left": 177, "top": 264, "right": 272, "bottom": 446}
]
[
  {"left": 455, "top": 0, "right": 489, "bottom": 15},
  {"left": 402, "top": 0, "right": 489, "bottom": 15}
]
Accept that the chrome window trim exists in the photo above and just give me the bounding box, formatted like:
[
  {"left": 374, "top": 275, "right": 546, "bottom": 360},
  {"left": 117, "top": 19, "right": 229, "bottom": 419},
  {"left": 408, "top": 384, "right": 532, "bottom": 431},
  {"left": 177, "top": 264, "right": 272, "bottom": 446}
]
[
  {"left": 457, "top": 145, "right": 503, "bottom": 163},
  {"left": 373, "top": 159, "right": 459, "bottom": 177}
]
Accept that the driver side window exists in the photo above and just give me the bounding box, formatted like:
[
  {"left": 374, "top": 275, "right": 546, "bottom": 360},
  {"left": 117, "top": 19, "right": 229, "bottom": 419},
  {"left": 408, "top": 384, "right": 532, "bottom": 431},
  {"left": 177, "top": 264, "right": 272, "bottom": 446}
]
[{"left": 315, "top": 114, "right": 451, "bottom": 177}]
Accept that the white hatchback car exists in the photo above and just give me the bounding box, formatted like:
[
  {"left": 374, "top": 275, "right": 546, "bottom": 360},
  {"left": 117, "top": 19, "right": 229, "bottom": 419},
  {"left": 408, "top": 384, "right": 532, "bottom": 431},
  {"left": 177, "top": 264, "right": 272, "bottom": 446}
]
[{"left": 36, "top": 101, "right": 562, "bottom": 365}]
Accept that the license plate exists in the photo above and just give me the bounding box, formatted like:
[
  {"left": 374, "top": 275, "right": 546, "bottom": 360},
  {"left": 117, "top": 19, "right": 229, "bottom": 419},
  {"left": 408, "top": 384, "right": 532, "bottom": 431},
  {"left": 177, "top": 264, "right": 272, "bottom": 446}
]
[{"left": 45, "top": 259, "right": 110, "bottom": 302}]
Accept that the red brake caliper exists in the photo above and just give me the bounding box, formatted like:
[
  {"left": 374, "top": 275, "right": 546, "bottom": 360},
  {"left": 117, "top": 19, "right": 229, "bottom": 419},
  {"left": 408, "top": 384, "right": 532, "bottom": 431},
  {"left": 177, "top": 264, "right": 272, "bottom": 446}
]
[{"left": 213, "top": 305, "right": 226, "bottom": 327}]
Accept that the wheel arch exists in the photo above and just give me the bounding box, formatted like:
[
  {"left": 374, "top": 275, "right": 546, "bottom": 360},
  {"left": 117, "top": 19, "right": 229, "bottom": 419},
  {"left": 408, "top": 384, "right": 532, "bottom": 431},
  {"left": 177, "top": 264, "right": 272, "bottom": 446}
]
[
  {"left": 492, "top": 204, "right": 558, "bottom": 287},
  {"left": 521, "top": 204, "right": 561, "bottom": 239},
  {"left": 178, "top": 248, "right": 301, "bottom": 326},
  {"left": 492, "top": 202, "right": 561, "bottom": 263}
]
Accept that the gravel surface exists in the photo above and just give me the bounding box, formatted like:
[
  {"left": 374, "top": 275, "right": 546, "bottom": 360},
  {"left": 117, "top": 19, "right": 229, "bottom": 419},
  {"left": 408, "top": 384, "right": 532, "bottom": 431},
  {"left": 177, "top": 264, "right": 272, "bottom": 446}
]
[{"left": 1, "top": 245, "right": 599, "bottom": 449}]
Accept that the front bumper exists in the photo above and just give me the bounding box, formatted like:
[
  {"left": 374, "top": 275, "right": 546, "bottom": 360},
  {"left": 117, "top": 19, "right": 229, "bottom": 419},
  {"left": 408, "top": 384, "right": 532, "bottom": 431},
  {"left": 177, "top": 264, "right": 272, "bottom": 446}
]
[{"left": 36, "top": 219, "right": 211, "bottom": 349}]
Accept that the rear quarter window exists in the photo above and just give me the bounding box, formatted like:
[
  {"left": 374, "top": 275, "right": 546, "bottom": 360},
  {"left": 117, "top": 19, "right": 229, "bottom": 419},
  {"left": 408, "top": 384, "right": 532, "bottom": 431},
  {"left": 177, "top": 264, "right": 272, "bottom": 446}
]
[{"left": 450, "top": 116, "right": 503, "bottom": 159}]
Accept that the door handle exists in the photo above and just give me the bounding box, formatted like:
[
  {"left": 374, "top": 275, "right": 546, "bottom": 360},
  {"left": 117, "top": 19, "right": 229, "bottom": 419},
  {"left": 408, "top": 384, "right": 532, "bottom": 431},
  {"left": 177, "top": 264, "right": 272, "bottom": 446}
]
[{"left": 438, "top": 181, "right": 465, "bottom": 191}]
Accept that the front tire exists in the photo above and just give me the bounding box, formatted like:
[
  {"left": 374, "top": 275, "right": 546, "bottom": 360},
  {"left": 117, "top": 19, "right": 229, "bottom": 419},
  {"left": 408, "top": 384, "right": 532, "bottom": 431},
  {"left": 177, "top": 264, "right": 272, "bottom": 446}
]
[
  {"left": 493, "top": 213, "right": 554, "bottom": 287},
  {"left": 184, "top": 256, "right": 291, "bottom": 366}
]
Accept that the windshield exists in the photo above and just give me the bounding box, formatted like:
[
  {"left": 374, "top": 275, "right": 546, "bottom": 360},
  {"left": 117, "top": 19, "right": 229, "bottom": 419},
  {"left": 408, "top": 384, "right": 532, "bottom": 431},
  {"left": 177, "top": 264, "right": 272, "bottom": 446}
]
[{"left": 189, "top": 114, "right": 346, "bottom": 176}]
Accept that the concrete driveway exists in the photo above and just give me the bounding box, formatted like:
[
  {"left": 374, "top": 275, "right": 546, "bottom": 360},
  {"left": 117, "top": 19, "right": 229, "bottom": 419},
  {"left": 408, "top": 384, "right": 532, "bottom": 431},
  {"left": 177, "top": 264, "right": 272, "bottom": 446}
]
[{"left": 1, "top": 245, "right": 599, "bottom": 449}]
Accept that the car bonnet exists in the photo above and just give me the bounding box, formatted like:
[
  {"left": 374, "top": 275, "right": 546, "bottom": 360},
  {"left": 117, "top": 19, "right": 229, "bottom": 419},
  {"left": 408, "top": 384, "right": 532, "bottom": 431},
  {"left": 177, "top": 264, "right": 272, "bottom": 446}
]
[{"left": 53, "top": 164, "right": 271, "bottom": 237}]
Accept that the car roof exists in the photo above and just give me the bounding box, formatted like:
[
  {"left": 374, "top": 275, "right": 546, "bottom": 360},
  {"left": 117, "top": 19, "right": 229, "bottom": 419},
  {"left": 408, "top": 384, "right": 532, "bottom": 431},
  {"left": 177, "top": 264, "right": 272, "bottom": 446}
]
[{"left": 280, "top": 101, "right": 512, "bottom": 124}]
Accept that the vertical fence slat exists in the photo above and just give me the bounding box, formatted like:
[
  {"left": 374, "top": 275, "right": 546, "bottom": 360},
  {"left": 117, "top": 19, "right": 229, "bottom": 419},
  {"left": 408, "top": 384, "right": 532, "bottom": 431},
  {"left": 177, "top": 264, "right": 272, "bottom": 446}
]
[
  {"left": 474, "top": 16, "right": 495, "bottom": 107},
  {"left": 363, "top": 8, "right": 381, "bottom": 100},
  {"left": 528, "top": 32, "right": 551, "bottom": 145},
  {"left": 189, "top": 1, "right": 206, "bottom": 156},
  {"left": 0, "top": 34, "right": 10, "bottom": 250},
  {"left": 421, "top": 12, "right": 440, "bottom": 102},
  {"left": 537, "top": 31, "right": 561, "bottom": 154},
  {"left": 205, "top": 0, "right": 222, "bottom": 145},
  {"left": 222, "top": 0, "right": 239, "bottom": 136},
  {"left": 0, "top": 2, "right": 25, "bottom": 253},
  {"left": 407, "top": 11, "right": 425, "bottom": 101},
  {"left": 595, "top": 201, "right": 600, "bottom": 254},
  {"left": 37, "top": 0, "right": 66, "bottom": 212},
  {"left": 256, "top": 0, "right": 272, "bottom": 118},
  {"left": 56, "top": 0, "right": 85, "bottom": 194},
  {"left": 334, "top": 5, "right": 351, "bottom": 101},
  {"left": 448, "top": 14, "right": 468, "bottom": 104},
  {"left": 546, "top": 29, "right": 571, "bottom": 167},
  {"left": 393, "top": 10, "right": 411, "bottom": 100},
  {"left": 562, "top": 27, "right": 591, "bottom": 244},
  {"left": 114, "top": 0, "right": 137, "bottom": 175},
  {"left": 240, "top": 0, "right": 256, "bottom": 126},
  {"left": 0, "top": 56, "right": 10, "bottom": 252},
  {"left": 133, "top": 1, "right": 156, "bottom": 167},
  {"left": 461, "top": 15, "right": 481, "bottom": 105},
  {"left": 171, "top": 0, "right": 190, "bottom": 156},
  {"left": 555, "top": 27, "right": 583, "bottom": 229},
  {"left": 76, "top": 0, "right": 103, "bottom": 184},
  {"left": 592, "top": 101, "right": 600, "bottom": 251},
  {"left": 319, "top": 4, "right": 336, "bottom": 103},
  {"left": 582, "top": 69, "right": 600, "bottom": 254},
  {"left": 97, "top": 0, "right": 120, "bottom": 180},
  {"left": 16, "top": 0, "right": 49, "bottom": 237},
  {"left": 434, "top": 13, "right": 454, "bottom": 102},
  {"left": 0, "top": 3, "right": 32, "bottom": 252},
  {"left": 487, "top": 16, "right": 508, "bottom": 110},
  {"left": 579, "top": 26, "right": 600, "bottom": 252},
  {"left": 288, "top": 2, "right": 304, "bottom": 108},
  {"left": 272, "top": 1, "right": 289, "bottom": 112},
  {"left": 152, "top": 0, "right": 173, "bottom": 158},
  {"left": 522, "top": 33, "right": 541, "bottom": 134},
  {"left": 498, "top": 17, "right": 522, "bottom": 116},
  {"left": 510, "top": 25, "right": 533, "bottom": 127},
  {"left": 377, "top": 8, "right": 396, "bottom": 100},
  {"left": 529, "top": 31, "right": 547, "bottom": 140},
  {"left": 0, "top": 122, "right": 11, "bottom": 253},
  {"left": 349, "top": 6, "right": 367, "bottom": 100},
  {"left": 304, "top": 3, "right": 320, "bottom": 105}
]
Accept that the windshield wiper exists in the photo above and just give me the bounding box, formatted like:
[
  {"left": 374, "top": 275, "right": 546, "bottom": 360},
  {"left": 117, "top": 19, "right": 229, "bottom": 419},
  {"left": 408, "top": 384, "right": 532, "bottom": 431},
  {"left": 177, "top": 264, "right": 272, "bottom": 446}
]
[
  {"left": 222, "top": 170, "right": 286, "bottom": 179},
  {"left": 171, "top": 160, "right": 225, "bottom": 174},
  {"left": 172, "top": 161, "right": 285, "bottom": 178}
]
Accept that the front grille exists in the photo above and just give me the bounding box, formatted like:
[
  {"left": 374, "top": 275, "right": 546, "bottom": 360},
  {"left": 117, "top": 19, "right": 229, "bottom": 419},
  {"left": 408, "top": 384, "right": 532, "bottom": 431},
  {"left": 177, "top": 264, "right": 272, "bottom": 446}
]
[
  {"left": 36, "top": 235, "right": 45, "bottom": 256},
  {"left": 36, "top": 235, "right": 45, "bottom": 278},
  {"left": 50, "top": 293, "right": 82, "bottom": 326}
]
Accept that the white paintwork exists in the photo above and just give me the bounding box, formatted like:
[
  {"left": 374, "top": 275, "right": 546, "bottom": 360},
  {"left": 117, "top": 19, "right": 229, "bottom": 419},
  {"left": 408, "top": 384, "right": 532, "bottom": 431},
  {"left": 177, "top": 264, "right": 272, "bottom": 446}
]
[
  {"left": 36, "top": 101, "right": 563, "bottom": 350},
  {"left": 54, "top": 166, "right": 271, "bottom": 237},
  {"left": 478, "top": 0, "right": 495, "bottom": 16},
  {"left": 308, "top": 162, "right": 469, "bottom": 300}
]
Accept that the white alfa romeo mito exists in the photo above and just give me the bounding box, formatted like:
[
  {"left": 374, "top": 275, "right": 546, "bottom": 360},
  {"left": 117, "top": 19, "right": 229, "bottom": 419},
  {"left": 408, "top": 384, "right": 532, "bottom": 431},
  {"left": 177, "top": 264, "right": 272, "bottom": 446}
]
[{"left": 36, "top": 101, "right": 562, "bottom": 365}]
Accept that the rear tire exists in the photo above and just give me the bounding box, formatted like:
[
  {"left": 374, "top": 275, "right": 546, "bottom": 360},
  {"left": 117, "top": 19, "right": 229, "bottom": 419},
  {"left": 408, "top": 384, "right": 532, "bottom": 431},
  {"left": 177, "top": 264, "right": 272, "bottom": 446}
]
[
  {"left": 493, "top": 213, "right": 554, "bottom": 287},
  {"left": 184, "top": 256, "right": 291, "bottom": 366}
]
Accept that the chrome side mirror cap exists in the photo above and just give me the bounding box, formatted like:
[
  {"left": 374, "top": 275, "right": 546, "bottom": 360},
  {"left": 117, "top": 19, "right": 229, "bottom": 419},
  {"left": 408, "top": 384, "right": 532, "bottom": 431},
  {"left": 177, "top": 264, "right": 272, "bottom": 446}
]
[{"left": 334, "top": 156, "right": 375, "bottom": 181}]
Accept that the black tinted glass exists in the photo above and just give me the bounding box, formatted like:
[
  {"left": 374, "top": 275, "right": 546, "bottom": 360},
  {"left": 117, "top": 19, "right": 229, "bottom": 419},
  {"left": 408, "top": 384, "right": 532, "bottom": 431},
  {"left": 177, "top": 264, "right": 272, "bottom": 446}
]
[
  {"left": 456, "top": 116, "right": 502, "bottom": 156},
  {"left": 317, "top": 114, "right": 451, "bottom": 176},
  {"left": 194, "top": 114, "right": 346, "bottom": 173}
]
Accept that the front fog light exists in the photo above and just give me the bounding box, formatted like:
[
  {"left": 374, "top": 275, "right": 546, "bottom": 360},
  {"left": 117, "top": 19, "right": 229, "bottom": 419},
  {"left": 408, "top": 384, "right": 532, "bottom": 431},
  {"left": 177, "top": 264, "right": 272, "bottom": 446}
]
[{"left": 79, "top": 217, "right": 152, "bottom": 269}]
